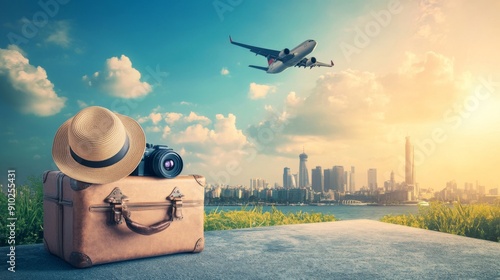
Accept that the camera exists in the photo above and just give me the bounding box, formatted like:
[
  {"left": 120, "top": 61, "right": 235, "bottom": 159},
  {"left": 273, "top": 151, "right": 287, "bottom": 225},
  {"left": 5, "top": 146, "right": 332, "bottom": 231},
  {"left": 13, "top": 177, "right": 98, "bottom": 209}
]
[{"left": 131, "top": 143, "right": 183, "bottom": 178}]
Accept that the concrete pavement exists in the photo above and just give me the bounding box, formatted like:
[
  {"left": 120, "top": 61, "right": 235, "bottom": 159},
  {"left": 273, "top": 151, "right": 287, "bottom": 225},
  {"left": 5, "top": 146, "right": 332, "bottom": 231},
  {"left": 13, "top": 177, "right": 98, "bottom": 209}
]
[{"left": 1, "top": 220, "right": 499, "bottom": 279}]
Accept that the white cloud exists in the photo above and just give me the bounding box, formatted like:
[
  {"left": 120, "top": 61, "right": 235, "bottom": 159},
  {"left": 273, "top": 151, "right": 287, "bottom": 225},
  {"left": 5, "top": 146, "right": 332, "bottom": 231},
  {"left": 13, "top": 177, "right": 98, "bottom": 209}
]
[
  {"left": 46, "top": 20, "right": 71, "bottom": 48},
  {"left": 138, "top": 111, "right": 212, "bottom": 128},
  {"left": 247, "top": 50, "right": 469, "bottom": 160},
  {"left": 383, "top": 51, "right": 463, "bottom": 122},
  {"left": 248, "top": 82, "right": 277, "bottom": 99},
  {"left": 209, "top": 114, "right": 247, "bottom": 148},
  {"left": 285, "top": 91, "right": 303, "bottom": 107},
  {"left": 149, "top": 112, "right": 162, "bottom": 124},
  {"left": 175, "top": 124, "right": 211, "bottom": 144},
  {"left": 146, "top": 126, "right": 161, "bottom": 133},
  {"left": 280, "top": 69, "right": 388, "bottom": 138},
  {"left": 415, "top": 0, "right": 448, "bottom": 44},
  {"left": 170, "top": 113, "right": 250, "bottom": 170},
  {"left": 165, "top": 112, "right": 183, "bottom": 125},
  {"left": 184, "top": 111, "right": 211, "bottom": 125},
  {"left": 83, "top": 55, "right": 152, "bottom": 98},
  {"left": 77, "top": 100, "right": 88, "bottom": 108},
  {"left": 162, "top": 125, "right": 171, "bottom": 139},
  {"left": 141, "top": 111, "right": 251, "bottom": 175},
  {"left": 221, "top": 67, "right": 230, "bottom": 76},
  {"left": 137, "top": 116, "right": 149, "bottom": 124},
  {"left": 0, "top": 46, "right": 66, "bottom": 116}
]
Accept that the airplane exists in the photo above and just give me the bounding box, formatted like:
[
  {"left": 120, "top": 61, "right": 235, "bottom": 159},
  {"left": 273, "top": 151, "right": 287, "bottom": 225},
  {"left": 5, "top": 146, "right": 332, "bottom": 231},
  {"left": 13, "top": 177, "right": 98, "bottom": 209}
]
[{"left": 229, "top": 36, "right": 334, "bottom": 74}]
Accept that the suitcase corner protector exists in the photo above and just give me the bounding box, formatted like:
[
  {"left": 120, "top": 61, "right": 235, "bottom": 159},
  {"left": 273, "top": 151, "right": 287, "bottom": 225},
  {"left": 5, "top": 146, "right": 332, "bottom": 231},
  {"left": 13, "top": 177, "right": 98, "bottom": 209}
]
[
  {"left": 69, "top": 252, "right": 93, "bottom": 268},
  {"left": 193, "top": 237, "right": 204, "bottom": 253},
  {"left": 192, "top": 175, "right": 206, "bottom": 187}
]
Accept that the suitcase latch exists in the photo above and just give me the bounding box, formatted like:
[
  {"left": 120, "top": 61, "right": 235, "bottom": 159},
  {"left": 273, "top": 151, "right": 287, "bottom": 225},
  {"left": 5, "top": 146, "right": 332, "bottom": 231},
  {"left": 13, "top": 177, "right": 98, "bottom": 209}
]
[
  {"left": 104, "top": 188, "right": 129, "bottom": 224},
  {"left": 168, "top": 187, "right": 184, "bottom": 220}
]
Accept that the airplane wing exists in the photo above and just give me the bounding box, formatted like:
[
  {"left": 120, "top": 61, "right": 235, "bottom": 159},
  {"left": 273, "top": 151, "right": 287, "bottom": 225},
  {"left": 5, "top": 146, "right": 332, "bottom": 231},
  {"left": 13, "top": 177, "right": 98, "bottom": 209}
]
[
  {"left": 229, "top": 36, "right": 280, "bottom": 59},
  {"left": 295, "top": 57, "right": 334, "bottom": 69}
]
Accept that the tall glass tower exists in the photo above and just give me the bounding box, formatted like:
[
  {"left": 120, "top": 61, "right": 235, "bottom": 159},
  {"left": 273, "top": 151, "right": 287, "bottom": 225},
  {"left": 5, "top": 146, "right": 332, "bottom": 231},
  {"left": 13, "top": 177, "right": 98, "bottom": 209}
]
[
  {"left": 283, "top": 167, "right": 291, "bottom": 189},
  {"left": 311, "top": 166, "right": 323, "bottom": 192},
  {"left": 405, "top": 136, "right": 414, "bottom": 185},
  {"left": 299, "top": 149, "right": 310, "bottom": 188},
  {"left": 368, "top": 168, "right": 377, "bottom": 191}
]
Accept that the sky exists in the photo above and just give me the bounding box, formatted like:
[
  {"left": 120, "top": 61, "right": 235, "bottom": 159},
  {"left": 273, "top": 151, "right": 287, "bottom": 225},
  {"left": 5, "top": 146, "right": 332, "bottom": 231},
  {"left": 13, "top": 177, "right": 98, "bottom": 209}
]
[{"left": 1, "top": 0, "right": 499, "bottom": 191}]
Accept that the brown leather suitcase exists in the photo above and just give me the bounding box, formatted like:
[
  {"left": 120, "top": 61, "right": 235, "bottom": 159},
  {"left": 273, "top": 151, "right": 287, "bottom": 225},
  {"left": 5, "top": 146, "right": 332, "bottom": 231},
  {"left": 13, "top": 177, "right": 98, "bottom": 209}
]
[{"left": 42, "top": 170, "right": 205, "bottom": 268}]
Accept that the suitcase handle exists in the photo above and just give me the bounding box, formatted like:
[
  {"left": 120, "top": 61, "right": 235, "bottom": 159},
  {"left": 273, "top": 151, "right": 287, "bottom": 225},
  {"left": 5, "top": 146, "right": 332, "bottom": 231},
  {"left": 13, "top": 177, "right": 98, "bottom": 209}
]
[
  {"left": 122, "top": 208, "right": 172, "bottom": 235},
  {"left": 105, "top": 187, "right": 184, "bottom": 236}
]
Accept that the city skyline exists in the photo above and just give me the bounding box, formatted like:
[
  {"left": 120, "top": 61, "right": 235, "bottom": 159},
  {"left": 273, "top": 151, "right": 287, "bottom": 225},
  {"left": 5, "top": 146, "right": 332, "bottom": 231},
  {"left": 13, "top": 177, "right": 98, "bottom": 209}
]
[{"left": 243, "top": 139, "right": 497, "bottom": 194}]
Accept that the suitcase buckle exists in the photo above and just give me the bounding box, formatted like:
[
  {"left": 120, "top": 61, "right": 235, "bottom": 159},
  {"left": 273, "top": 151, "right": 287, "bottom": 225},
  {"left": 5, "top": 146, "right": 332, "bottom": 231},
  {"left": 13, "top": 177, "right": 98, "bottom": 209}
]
[
  {"left": 169, "top": 187, "right": 184, "bottom": 220},
  {"left": 104, "top": 188, "right": 129, "bottom": 224}
]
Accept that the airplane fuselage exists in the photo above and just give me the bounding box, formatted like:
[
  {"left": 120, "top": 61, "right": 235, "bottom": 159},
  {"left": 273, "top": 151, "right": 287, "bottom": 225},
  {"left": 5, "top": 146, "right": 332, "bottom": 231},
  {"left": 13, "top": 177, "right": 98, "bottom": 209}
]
[{"left": 267, "top": 40, "right": 317, "bottom": 73}]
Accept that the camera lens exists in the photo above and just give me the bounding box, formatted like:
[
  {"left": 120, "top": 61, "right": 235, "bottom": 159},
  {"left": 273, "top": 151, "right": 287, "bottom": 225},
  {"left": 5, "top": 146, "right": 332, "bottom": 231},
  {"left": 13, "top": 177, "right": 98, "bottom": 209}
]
[
  {"left": 151, "top": 149, "right": 183, "bottom": 178},
  {"left": 164, "top": 159, "right": 174, "bottom": 171}
]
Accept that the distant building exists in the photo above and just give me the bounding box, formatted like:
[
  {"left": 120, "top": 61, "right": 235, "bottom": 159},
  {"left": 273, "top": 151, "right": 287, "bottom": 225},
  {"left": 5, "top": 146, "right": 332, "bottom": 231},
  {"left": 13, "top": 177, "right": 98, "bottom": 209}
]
[
  {"left": 324, "top": 169, "right": 332, "bottom": 192},
  {"left": 250, "top": 178, "right": 266, "bottom": 190},
  {"left": 390, "top": 170, "right": 395, "bottom": 192},
  {"left": 405, "top": 137, "right": 414, "bottom": 186},
  {"left": 332, "top": 166, "right": 344, "bottom": 192},
  {"left": 291, "top": 174, "right": 298, "bottom": 188},
  {"left": 283, "top": 167, "right": 291, "bottom": 189},
  {"left": 311, "top": 166, "right": 323, "bottom": 193},
  {"left": 344, "top": 170, "right": 349, "bottom": 193},
  {"left": 368, "top": 168, "right": 377, "bottom": 191},
  {"left": 299, "top": 150, "right": 310, "bottom": 188},
  {"left": 350, "top": 166, "right": 355, "bottom": 192}
]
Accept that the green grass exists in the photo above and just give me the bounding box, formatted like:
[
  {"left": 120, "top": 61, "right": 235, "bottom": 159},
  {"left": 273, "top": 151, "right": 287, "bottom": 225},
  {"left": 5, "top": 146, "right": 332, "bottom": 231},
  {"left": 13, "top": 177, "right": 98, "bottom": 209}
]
[
  {"left": 0, "top": 176, "right": 44, "bottom": 246},
  {"left": 205, "top": 206, "right": 336, "bottom": 231},
  {"left": 381, "top": 202, "right": 500, "bottom": 242}
]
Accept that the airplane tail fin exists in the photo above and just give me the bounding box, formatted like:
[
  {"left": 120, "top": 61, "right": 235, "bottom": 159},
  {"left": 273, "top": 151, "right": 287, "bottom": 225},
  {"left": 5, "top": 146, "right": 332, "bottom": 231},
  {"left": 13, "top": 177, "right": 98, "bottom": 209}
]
[
  {"left": 249, "top": 65, "right": 269, "bottom": 72},
  {"left": 267, "top": 55, "right": 275, "bottom": 66},
  {"left": 267, "top": 57, "right": 275, "bottom": 66}
]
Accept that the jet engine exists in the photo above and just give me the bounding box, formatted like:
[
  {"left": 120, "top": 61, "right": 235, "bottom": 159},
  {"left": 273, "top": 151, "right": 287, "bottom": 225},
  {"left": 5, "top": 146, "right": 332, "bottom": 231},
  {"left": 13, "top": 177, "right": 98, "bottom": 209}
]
[
  {"left": 278, "top": 48, "right": 290, "bottom": 58},
  {"left": 305, "top": 57, "right": 317, "bottom": 67}
]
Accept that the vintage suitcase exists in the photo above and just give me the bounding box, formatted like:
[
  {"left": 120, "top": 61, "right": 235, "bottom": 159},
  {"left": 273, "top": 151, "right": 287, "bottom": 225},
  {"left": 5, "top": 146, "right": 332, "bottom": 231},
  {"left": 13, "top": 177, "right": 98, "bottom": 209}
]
[{"left": 42, "top": 170, "right": 205, "bottom": 268}]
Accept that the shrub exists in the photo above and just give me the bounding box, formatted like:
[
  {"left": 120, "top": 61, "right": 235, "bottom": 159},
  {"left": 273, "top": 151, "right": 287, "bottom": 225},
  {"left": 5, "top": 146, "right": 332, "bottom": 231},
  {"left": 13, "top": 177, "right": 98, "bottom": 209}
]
[
  {"left": 381, "top": 202, "right": 500, "bottom": 242},
  {"left": 0, "top": 176, "right": 44, "bottom": 246},
  {"left": 204, "top": 206, "right": 336, "bottom": 231}
]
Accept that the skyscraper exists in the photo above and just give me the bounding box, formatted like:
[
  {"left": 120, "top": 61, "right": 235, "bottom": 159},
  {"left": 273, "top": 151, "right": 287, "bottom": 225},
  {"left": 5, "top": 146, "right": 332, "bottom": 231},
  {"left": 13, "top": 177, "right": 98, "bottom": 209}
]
[
  {"left": 299, "top": 150, "right": 310, "bottom": 188},
  {"left": 344, "top": 170, "right": 349, "bottom": 193},
  {"left": 332, "top": 166, "right": 344, "bottom": 192},
  {"left": 283, "top": 167, "right": 291, "bottom": 189},
  {"left": 291, "top": 174, "right": 298, "bottom": 188},
  {"left": 323, "top": 169, "right": 332, "bottom": 192},
  {"left": 350, "top": 166, "right": 355, "bottom": 192},
  {"left": 311, "top": 166, "right": 323, "bottom": 193},
  {"left": 368, "top": 168, "right": 377, "bottom": 191},
  {"left": 405, "top": 137, "right": 414, "bottom": 186},
  {"left": 390, "top": 170, "right": 395, "bottom": 192}
]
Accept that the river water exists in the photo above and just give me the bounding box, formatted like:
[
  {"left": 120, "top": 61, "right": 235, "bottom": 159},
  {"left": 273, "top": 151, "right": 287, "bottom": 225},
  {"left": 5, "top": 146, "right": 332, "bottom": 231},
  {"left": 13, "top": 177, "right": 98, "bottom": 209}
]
[{"left": 205, "top": 205, "right": 421, "bottom": 221}]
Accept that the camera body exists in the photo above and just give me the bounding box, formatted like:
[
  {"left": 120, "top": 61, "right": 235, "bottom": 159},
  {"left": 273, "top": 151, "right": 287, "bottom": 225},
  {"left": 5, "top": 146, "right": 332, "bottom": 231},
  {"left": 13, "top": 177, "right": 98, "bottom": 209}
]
[{"left": 131, "top": 143, "right": 183, "bottom": 178}]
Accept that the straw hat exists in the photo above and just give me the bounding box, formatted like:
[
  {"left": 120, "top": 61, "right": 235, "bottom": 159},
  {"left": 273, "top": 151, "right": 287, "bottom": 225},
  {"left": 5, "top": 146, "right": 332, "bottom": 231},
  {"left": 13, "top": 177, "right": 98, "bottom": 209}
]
[{"left": 52, "top": 106, "right": 146, "bottom": 184}]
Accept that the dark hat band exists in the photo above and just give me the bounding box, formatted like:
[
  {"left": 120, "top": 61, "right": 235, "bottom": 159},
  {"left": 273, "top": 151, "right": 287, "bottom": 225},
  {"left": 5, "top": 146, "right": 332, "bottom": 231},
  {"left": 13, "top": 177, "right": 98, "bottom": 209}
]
[{"left": 70, "top": 136, "right": 131, "bottom": 168}]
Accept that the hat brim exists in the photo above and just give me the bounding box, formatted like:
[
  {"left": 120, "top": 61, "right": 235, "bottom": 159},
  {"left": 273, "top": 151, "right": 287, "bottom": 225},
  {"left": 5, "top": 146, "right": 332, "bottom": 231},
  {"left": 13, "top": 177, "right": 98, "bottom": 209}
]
[{"left": 52, "top": 113, "right": 146, "bottom": 184}]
